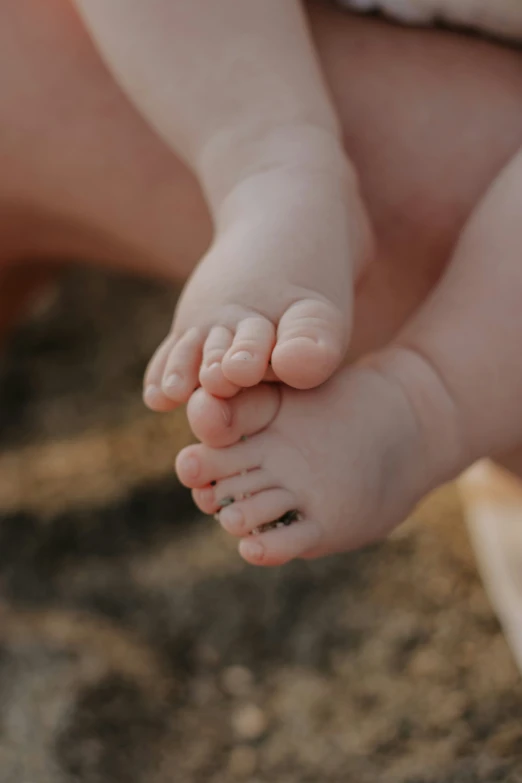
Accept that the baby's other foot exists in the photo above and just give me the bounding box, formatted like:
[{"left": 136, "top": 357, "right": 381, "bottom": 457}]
[
  {"left": 176, "top": 348, "right": 462, "bottom": 567},
  {"left": 144, "top": 134, "right": 371, "bottom": 412}
]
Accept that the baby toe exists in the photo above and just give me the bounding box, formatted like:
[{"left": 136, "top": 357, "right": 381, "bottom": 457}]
[
  {"left": 271, "top": 299, "right": 346, "bottom": 389},
  {"left": 160, "top": 327, "right": 204, "bottom": 403},
  {"left": 191, "top": 486, "right": 218, "bottom": 515},
  {"left": 217, "top": 488, "right": 296, "bottom": 537},
  {"left": 214, "top": 469, "right": 275, "bottom": 505},
  {"left": 199, "top": 325, "right": 240, "bottom": 398},
  {"left": 187, "top": 384, "right": 280, "bottom": 448},
  {"left": 175, "top": 438, "right": 262, "bottom": 489},
  {"left": 221, "top": 316, "right": 275, "bottom": 387},
  {"left": 143, "top": 332, "right": 180, "bottom": 411},
  {"left": 192, "top": 470, "right": 277, "bottom": 516},
  {"left": 239, "top": 517, "right": 322, "bottom": 567}
]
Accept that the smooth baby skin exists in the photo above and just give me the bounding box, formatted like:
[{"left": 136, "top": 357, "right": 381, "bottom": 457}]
[
  {"left": 179, "top": 147, "right": 522, "bottom": 566},
  {"left": 2, "top": 3, "right": 522, "bottom": 563},
  {"left": 73, "top": 0, "right": 372, "bottom": 409},
  {"left": 65, "top": 0, "right": 522, "bottom": 566}
]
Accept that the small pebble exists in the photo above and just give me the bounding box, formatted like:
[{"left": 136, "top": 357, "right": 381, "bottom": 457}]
[
  {"left": 279, "top": 509, "right": 300, "bottom": 526},
  {"left": 231, "top": 704, "right": 268, "bottom": 740},
  {"left": 252, "top": 510, "right": 301, "bottom": 535}
]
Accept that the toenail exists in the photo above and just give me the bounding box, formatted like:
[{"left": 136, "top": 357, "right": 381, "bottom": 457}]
[
  {"left": 230, "top": 350, "right": 254, "bottom": 363},
  {"left": 241, "top": 539, "right": 263, "bottom": 559},
  {"left": 222, "top": 506, "right": 244, "bottom": 529},
  {"left": 164, "top": 372, "right": 184, "bottom": 391},
  {"left": 181, "top": 454, "right": 199, "bottom": 478},
  {"left": 144, "top": 384, "right": 162, "bottom": 406}
]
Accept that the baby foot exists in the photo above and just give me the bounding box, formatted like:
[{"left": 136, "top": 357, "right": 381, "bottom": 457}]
[
  {"left": 175, "top": 351, "right": 448, "bottom": 567},
  {"left": 144, "top": 138, "right": 371, "bottom": 412}
]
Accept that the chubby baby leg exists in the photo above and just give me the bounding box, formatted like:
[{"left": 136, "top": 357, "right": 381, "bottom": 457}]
[{"left": 73, "top": 0, "right": 371, "bottom": 411}]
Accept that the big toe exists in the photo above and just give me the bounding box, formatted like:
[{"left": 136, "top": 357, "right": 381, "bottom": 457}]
[
  {"left": 271, "top": 299, "right": 348, "bottom": 389},
  {"left": 187, "top": 384, "right": 281, "bottom": 448}
]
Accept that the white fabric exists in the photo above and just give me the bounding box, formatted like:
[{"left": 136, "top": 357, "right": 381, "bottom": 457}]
[{"left": 338, "top": 0, "right": 522, "bottom": 42}]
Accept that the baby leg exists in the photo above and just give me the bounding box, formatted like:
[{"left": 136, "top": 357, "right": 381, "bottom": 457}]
[{"left": 73, "top": 0, "right": 371, "bottom": 410}]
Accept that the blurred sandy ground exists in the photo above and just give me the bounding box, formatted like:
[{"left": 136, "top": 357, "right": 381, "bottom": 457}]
[{"left": 0, "top": 267, "right": 520, "bottom": 783}]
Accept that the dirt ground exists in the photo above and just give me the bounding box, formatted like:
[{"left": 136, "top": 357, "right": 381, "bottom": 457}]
[{"left": 0, "top": 268, "right": 522, "bottom": 783}]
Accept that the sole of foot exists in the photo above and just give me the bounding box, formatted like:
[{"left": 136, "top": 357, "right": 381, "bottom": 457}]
[
  {"left": 144, "top": 153, "right": 371, "bottom": 412},
  {"left": 175, "top": 353, "right": 436, "bottom": 566}
]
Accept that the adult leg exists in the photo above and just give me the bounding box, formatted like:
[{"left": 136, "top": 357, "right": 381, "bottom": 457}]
[{"left": 0, "top": 264, "right": 62, "bottom": 342}]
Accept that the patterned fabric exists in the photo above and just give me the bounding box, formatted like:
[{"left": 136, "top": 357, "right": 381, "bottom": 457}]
[
  {"left": 339, "top": 0, "right": 522, "bottom": 41},
  {"left": 1, "top": 268, "right": 522, "bottom": 782}
]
